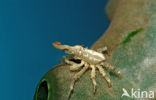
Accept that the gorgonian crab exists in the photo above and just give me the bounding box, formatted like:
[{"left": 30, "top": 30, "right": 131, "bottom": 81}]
[{"left": 53, "top": 41, "right": 121, "bottom": 99}]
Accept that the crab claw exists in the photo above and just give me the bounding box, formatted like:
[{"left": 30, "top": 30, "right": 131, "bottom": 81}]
[
  {"left": 53, "top": 41, "right": 61, "bottom": 47},
  {"left": 52, "top": 41, "right": 63, "bottom": 50},
  {"left": 52, "top": 41, "right": 71, "bottom": 51}
]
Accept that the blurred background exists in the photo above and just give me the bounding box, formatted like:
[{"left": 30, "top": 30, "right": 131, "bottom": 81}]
[{"left": 0, "top": 0, "right": 109, "bottom": 100}]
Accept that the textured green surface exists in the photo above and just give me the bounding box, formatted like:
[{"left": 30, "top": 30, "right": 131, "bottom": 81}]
[
  {"left": 34, "top": 0, "right": 156, "bottom": 100},
  {"left": 121, "top": 28, "right": 144, "bottom": 45}
]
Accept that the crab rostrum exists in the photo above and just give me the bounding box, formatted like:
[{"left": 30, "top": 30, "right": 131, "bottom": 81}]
[{"left": 53, "top": 41, "right": 121, "bottom": 99}]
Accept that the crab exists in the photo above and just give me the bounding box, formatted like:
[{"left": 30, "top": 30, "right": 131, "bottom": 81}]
[{"left": 53, "top": 41, "right": 121, "bottom": 99}]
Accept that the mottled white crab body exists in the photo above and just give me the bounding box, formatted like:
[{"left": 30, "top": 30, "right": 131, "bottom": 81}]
[
  {"left": 74, "top": 48, "right": 106, "bottom": 65},
  {"left": 53, "top": 41, "right": 121, "bottom": 100}
]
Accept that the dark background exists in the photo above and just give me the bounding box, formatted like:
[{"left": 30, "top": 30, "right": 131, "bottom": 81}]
[{"left": 0, "top": 0, "right": 109, "bottom": 100}]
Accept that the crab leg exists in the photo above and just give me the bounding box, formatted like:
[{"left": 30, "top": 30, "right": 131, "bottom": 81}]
[
  {"left": 102, "top": 62, "right": 121, "bottom": 79},
  {"left": 97, "top": 65, "right": 112, "bottom": 88},
  {"left": 64, "top": 56, "right": 85, "bottom": 71},
  {"left": 68, "top": 63, "right": 89, "bottom": 99},
  {"left": 90, "top": 65, "right": 96, "bottom": 93},
  {"left": 97, "top": 47, "right": 107, "bottom": 53}
]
